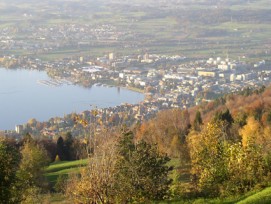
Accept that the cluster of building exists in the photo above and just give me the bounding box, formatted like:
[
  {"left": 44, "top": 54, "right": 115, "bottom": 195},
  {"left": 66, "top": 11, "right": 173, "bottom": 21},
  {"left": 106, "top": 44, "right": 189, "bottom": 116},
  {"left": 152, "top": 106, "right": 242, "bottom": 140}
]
[
  {"left": 0, "top": 23, "right": 133, "bottom": 54},
  {"left": 13, "top": 99, "right": 183, "bottom": 137},
  {"left": 1, "top": 52, "right": 270, "bottom": 137}
]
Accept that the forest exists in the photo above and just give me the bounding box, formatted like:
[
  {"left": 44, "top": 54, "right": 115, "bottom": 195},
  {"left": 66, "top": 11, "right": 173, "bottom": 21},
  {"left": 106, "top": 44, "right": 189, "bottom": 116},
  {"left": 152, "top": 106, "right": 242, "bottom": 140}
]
[{"left": 2, "top": 85, "right": 271, "bottom": 203}]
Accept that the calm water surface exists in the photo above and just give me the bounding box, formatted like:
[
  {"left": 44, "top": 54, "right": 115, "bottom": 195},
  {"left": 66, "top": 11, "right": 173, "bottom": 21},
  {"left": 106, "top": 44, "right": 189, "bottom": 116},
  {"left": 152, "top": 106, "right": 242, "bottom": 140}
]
[{"left": 0, "top": 68, "right": 144, "bottom": 130}]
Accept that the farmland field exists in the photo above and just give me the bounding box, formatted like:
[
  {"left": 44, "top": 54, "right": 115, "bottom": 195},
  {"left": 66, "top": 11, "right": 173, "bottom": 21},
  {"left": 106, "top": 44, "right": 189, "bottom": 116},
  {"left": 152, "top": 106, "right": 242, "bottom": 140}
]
[{"left": 0, "top": 0, "right": 270, "bottom": 61}]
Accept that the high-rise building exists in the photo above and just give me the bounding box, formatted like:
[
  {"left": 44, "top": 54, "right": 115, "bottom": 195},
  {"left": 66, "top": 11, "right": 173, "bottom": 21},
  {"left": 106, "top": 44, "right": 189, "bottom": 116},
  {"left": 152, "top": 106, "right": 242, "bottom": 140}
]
[
  {"left": 15, "top": 125, "right": 23, "bottom": 134},
  {"left": 109, "top": 52, "right": 115, "bottom": 60}
]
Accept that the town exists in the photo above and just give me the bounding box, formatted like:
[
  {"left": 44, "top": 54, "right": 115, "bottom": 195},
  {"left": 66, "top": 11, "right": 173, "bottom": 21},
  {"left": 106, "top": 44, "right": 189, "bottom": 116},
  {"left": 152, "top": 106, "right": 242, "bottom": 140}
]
[
  {"left": 0, "top": 23, "right": 137, "bottom": 55},
  {"left": 0, "top": 0, "right": 270, "bottom": 141},
  {"left": 0, "top": 51, "right": 270, "bottom": 138},
  {"left": 2, "top": 1, "right": 271, "bottom": 203}
]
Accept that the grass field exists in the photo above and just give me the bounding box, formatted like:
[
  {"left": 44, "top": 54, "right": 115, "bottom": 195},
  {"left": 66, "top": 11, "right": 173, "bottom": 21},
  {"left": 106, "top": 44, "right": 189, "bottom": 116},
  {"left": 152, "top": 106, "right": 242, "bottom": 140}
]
[
  {"left": 159, "top": 187, "right": 271, "bottom": 204},
  {"left": 44, "top": 159, "right": 88, "bottom": 203},
  {"left": 1, "top": 0, "right": 271, "bottom": 62},
  {"left": 44, "top": 158, "right": 271, "bottom": 203},
  {"left": 45, "top": 158, "right": 182, "bottom": 186},
  {"left": 237, "top": 187, "right": 271, "bottom": 204},
  {"left": 45, "top": 159, "right": 88, "bottom": 186}
]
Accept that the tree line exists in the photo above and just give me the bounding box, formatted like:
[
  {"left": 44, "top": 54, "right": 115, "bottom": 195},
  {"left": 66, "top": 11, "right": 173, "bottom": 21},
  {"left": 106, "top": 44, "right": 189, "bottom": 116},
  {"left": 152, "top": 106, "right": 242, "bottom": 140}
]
[
  {"left": 0, "top": 135, "right": 49, "bottom": 203},
  {"left": 2, "top": 85, "right": 271, "bottom": 202}
]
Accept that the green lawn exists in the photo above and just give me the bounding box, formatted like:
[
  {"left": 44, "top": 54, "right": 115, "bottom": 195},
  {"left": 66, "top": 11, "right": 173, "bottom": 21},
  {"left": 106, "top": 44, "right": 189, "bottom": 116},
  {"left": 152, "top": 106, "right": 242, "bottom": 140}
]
[
  {"left": 237, "top": 187, "right": 271, "bottom": 204},
  {"left": 43, "top": 159, "right": 88, "bottom": 203},
  {"left": 44, "top": 158, "right": 271, "bottom": 204},
  {"left": 159, "top": 187, "right": 271, "bottom": 204},
  {"left": 45, "top": 159, "right": 88, "bottom": 185}
]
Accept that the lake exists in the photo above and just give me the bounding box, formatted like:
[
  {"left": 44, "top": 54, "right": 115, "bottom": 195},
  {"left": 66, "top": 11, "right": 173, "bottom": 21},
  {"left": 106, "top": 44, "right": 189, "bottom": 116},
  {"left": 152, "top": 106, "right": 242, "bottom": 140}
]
[{"left": 0, "top": 68, "right": 144, "bottom": 130}]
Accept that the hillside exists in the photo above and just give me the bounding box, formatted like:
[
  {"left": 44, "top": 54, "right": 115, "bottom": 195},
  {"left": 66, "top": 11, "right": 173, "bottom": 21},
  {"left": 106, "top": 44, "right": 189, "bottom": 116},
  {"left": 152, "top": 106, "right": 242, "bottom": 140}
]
[
  {"left": 237, "top": 187, "right": 271, "bottom": 204},
  {"left": 190, "top": 86, "right": 269, "bottom": 125},
  {"left": 3, "top": 85, "right": 271, "bottom": 203},
  {"left": 45, "top": 159, "right": 88, "bottom": 187}
]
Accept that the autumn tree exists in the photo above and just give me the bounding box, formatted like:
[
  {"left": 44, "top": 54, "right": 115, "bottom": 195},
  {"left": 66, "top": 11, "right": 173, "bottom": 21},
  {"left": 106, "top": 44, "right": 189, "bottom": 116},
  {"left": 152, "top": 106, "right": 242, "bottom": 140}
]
[
  {"left": 0, "top": 139, "right": 20, "bottom": 203},
  {"left": 239, "top": 116, "right": 262, "bottom": 147},
  {"left": 263, "top": 126, "right": 271, "bottom": 153},
  {"left": 233, "top": 112, "right": 247, "bottom": 127},
  {"left": 188, "top": 117, "right": 267, "bottom": 196},
  {"left": 66, "top": 134, "right": 117, "bottom": 204},
  {"left": 16, "top": 140, "right": 50, "bottom": 202},
  {"left": 136, "top": 109, "right": 190, "bottom": 158},
  {"left": 115, "top": 131, "right": 172, "bottom": 203},
  {"left": 66, "top": 130, "right": 172, "bottom": 203},
  {"left": 225, "top": 142, "right": 265, "bottom": 195},
  {"left": 188, "top": 121, "right": 229, "bottom": 196}
]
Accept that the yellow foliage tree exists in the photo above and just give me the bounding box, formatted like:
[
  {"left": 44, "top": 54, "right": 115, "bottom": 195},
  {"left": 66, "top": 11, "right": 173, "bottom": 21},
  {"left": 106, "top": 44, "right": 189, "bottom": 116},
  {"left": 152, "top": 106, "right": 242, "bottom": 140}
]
[
  {"left": 188, "top": 121, "right": 228, "bottom": 195},
  {"left": 136, "top": 109, "right": 190, "bottom": 157},
  {"left": 66, "top": 139, "right": 117, "bottom": 204},
  {"left": 239, "top": 116, "right": 262, "bottom": 147}
]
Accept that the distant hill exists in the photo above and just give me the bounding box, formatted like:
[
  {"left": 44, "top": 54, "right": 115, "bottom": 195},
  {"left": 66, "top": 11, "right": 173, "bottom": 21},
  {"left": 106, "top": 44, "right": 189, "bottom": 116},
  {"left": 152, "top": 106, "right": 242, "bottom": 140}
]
[{"left": 190, "top": 86, "right": 269, "bottom": 125}]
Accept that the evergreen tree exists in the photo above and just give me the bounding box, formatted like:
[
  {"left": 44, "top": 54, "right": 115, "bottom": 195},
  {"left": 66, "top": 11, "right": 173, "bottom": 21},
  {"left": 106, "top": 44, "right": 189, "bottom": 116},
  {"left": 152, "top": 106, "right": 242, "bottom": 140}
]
[
  {"left": 193, "top": 110, "right": 203, "bottom": 131},
  {"left": 214, "top": 109, "right": 234, "bottom": 125},
  {"left": 56, "top": 136, "right": 66, "bottom": 161},
  {"left": 64, "top": 132, "right": 74, "bottom": 161}
]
